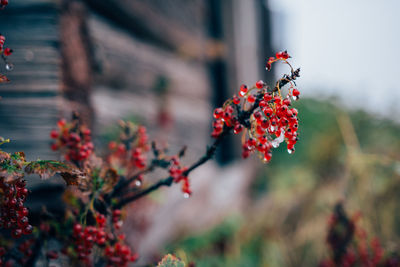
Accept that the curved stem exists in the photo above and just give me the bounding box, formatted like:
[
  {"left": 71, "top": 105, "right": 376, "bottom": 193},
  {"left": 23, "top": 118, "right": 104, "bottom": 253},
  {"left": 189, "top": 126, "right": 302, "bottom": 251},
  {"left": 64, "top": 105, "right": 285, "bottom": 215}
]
[{"left": 114, "top": 129, "right": 230, "bottom": 208}]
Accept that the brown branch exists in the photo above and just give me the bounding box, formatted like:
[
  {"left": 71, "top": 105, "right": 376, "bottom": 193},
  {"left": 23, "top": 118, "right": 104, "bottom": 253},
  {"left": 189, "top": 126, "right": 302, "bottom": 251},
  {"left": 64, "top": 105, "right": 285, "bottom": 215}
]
[{"left": 114, "top": 129, "right": 230, "bottom": 208}]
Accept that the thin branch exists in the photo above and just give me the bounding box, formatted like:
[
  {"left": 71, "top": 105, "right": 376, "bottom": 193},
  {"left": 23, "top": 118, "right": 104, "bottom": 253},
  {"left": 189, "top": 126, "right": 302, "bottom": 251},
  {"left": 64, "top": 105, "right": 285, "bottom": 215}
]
[{"left": 114, "top": 129, "right": 230, "bottom": 208}]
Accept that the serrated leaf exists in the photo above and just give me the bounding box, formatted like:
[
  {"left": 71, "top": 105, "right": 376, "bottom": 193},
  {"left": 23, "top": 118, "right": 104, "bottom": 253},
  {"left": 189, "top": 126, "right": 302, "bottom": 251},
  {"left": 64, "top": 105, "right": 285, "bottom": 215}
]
[
  {"left": 157, "top": 254, "right": 185, "bottom": 267},
  {"left": 59, "top": 170, "right": 86, "bottom": 186},
  {"left": 25, "top": 160, "right": 82, "bottom": 181}
]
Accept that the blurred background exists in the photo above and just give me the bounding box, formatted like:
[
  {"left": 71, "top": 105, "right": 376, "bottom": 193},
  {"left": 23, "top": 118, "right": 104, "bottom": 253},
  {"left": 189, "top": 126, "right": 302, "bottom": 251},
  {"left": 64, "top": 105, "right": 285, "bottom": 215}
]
[{"left": 1, "top": 0, "right": 400, "bottom": 266}]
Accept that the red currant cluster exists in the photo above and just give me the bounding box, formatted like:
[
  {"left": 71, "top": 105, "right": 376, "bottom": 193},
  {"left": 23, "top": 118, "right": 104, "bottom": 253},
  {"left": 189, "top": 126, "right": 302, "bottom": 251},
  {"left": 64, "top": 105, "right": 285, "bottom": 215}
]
[
  {"left": 18, "top": 238, "right": 35, "bottom": 265},
  {"left": 0, "top": 239, "right": 35, "bottom": 266},
  {"left": 0, "top": 178, "right": 33, "bottom": 238},
  {"left": 320, "top": 204, "right": 399, "bottom": 267},
  {"left": 104, "top": 235, "right": 138, "bottom": 267},
  {"left": 107, "top": 124, "right": 150, "bottom": 176},
  {"left": 50, "top": 119, "right": 94, "bottom": 162},
  {"left": 0, "top": 0, "right": 8, "bottom": 9},
  {"left": 169, "top": 156, "right": 191, "bottom": 197},
  {"left": 212, "top": 51, "right": 301, "bottom": 163},
  {"left": 0, "top": 34, "right": 13, "bottom": 71},
  {"left": 72, "top": 223, "right": 107, "bottom": 264},
  {"left": 0, "top": 247, "right": 5, "bottom": 266}
]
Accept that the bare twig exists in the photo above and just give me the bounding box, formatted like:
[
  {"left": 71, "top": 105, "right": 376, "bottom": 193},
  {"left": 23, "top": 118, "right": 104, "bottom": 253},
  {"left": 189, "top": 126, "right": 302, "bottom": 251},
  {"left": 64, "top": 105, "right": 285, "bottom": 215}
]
[{"left": 114, "top": 128, "right": 230, "bottom": 208}]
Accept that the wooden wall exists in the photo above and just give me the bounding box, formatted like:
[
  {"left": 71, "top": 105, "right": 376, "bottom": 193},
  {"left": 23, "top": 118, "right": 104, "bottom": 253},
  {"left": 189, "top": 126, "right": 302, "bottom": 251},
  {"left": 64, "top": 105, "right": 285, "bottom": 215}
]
[{"left": 0, "top": 0, "right": 61, "bottom": 162}]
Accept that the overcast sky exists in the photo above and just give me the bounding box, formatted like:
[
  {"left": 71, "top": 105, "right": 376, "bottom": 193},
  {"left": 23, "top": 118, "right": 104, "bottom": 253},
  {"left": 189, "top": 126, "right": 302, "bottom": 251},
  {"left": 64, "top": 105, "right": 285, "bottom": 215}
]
[{"left": 268, "top": 0, "right": 400, "bottom": 118}]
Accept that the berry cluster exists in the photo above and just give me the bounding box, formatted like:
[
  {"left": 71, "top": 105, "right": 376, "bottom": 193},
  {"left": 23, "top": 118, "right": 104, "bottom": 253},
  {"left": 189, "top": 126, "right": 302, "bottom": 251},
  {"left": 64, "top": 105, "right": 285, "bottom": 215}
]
[
  {"left": 0, "top": 34, "right": 13, "bottom": 71},
  {"left": 0, "top": 0, "right": 8, "bottom": 9},
  {"left": 168, "top": 156, "right": 191, "bottom": 197},
  {"left": 212, "top": 51, "right": 300, "bottom": 163},
  {"left": 320, "top": 203, "right": 400, "bottom": 267},
  {"left": 50, "top": 119, "right": 94, "bottom": 162},
  {"left": 104, "top": 235, "right": 138, "bottom": 267},
  {"left": 265, "top": 50, "right": 290, "bottom": 71},
  {"left": 71, "top": 218, "right": 137, "bottom": 267},
  {"left": 0, "top": 178, "right": 33, "bottom": 238},
  {"left": 107, "top": 124, "right": 150, "bottom": 176},
  {"left": 72, "top": 223, "right": 107, "bottom": 264},
  {"left": 18, "top": 239, "right": 35, "bottom": 265}
]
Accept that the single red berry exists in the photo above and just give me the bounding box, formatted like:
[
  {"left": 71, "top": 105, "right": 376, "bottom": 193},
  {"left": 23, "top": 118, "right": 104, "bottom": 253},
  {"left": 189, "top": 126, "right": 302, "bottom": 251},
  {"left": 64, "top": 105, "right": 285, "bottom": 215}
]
[
  {"left": 50, "top": 130, "right": 59, "bottom": 139},
  {"left": 239, "top": 84, "right": 248, "bottom": 97},
  {"left": 247, "top": 94, "right": 255, "bottom": 103},
  {"left": 232, "top": 95, "right": 240, "bottom": 105},
  {"left": 3, "top": 48, "right": 12, "bottom": 56},
  {"left": 46, "top": 250, "right": 59, "bottom": 260},
  {"left": 213, "top": 108, "right": 224, "bottom": 119},
  {"left": 255, "top": 80, "right": 265, "bottom": 89},
  {"left": 233, "top": 124, "right": 243, "bottom": 134},
  {"left": 82, "top": 128, "right": 91, "bottom": 136},
  {"left": 292, "top": 88, "right": 300, "bottom": 97},
  {"left": 263, "top": 93, "right": 272, "bottom": 102},
  {"left": 57, "top": 119, "right": 66, "bottom": 128},
  {"left": 265, "top": 57, "right": 274, "bottom": 71}
]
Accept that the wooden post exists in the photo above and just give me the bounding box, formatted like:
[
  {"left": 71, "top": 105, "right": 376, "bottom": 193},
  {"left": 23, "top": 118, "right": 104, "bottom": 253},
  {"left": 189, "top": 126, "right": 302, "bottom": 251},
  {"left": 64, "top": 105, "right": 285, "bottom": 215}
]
[{"left": 60, "top": 0, "right": 93, "bottom": 125}]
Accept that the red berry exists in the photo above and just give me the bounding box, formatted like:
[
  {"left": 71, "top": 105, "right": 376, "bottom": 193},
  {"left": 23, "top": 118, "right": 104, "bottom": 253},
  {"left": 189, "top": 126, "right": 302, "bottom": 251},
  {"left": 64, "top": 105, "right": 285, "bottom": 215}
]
[
  {"left": 50, "top": 130, "right": 59, "bottom": 139},
  {"left": 213, "top": 108, "right": 223, "bottom": 119},
  {"left": 233, "top": 124, "right": 243, "bottom": 134},
  {"left": 3, "top": 47, "right": 12, "bottom": 56},
  {"left": 57, "top": 119, "right": 66, "bottom": 128},
  {"left": 255, "top": 80, "right": 265, "bottom": 89},
  {"left": 275, "top": 51, "right": 290, "bottom": 60},
  {"left": 292, "top": 88, "right": 300, "bottom": 97},
  {"left": 263, "top": 93, "right": 272, "bottom": 102},
  {"left": 232, "top": 95, "right": 240, "bottom": 105},
  {"left": 247, "top": 94, "right": 255, "bottom": 103},
  {"left": 239, "top": 84, "right": 248, "bottom": 97}
]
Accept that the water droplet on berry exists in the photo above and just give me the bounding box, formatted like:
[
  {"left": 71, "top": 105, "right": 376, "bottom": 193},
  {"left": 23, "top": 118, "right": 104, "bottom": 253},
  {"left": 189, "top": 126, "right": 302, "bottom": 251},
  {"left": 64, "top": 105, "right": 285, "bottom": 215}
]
[
  {"left": 271, "top": 131, "right": 284, "bottom": 148},
  {"left": 271, "top": 141, "right": 279, "bottom": 148},
  {"left": 135, "top": 180, "right": 142, "bottom": 187},
  {"left": 5, "top": 62, "right": 13, "bottom": 71},
  {"left": 292, "top": 95, "right": 299, "bottom": 101},
  {"left": 288, "top": 148, "right": 295, "bottom": 154},
  {"left": 183, "top": 193, "right": 190, "bottom": 199}
]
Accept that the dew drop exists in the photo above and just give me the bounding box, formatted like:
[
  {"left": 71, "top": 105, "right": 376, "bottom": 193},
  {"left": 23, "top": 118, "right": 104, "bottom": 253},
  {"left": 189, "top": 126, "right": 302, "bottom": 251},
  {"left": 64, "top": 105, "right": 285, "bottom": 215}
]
[
  {"left": 5, "top": 63, "right": 13, "bottom": 71},
  {"left": 292, "top": 95, "right": 299, "bottom": 101},
  {"left": 288, "top": 148, "right": 295, "bottom": 154},
  {"left": 271, "top": 141, "right": 279, "bottom": 148},
  {"left": 135, "top": 180, "right": 142, "bottom": 187},
  {"left": 183, "top": 193, "right": 190, "bottom": 199}
]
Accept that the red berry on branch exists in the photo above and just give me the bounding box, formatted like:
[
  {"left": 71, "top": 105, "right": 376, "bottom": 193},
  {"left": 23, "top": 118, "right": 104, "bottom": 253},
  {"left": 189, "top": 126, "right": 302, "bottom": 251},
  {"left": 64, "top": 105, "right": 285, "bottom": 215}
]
[
  {"left": 3, "top": 48, "right": 12, "bottom": 56},
  {"left": 232, "top": 95, "right": 240, "bottom": 105},
  {"left": 213, "top": 108, "right": 223, "bottom": 119},
  {"left": 50, "top": 130, "right": 59, "bottom": 139},
  {"left": 239, "top": 84, "right": 248, "bottom": 97},
  {"left": 247, "top": 94, "right": 255, "bottom": 103},
  {"left": 255, "top": 80, "right": 265, "bottom": 89},
  {"left": 276, "top": 50, "right": 290, "bottom": 60}
]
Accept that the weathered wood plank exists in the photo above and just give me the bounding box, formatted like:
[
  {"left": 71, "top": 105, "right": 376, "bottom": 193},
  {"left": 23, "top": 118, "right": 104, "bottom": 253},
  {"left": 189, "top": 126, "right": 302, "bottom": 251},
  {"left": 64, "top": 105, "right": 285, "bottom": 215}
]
[{"left": 89, "top": 15, "right": 210, "bottom": 100}]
